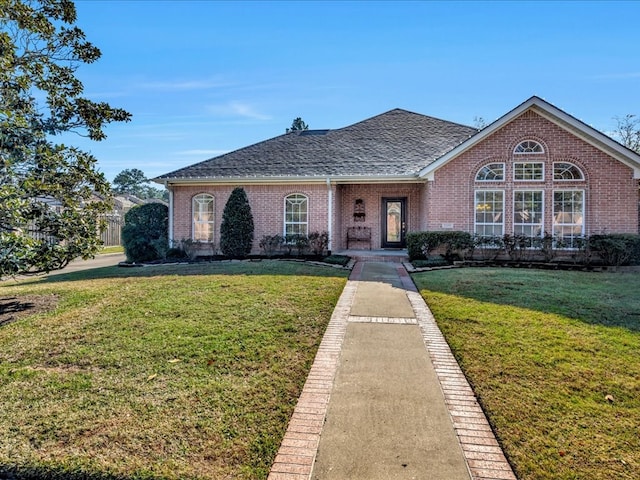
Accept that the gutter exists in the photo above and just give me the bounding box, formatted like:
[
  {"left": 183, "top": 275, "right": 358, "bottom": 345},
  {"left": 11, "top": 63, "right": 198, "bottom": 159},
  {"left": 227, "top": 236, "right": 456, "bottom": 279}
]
[{"left": 153, "top": 174, "right": 426, "bottom": 187}]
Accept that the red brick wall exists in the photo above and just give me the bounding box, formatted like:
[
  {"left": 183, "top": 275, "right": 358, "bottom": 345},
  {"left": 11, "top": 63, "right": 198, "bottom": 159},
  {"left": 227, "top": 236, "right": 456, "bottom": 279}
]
[
  {"left": 169, "top": 111, "right": 638, "bottom": 253},
  {"left": 171, "top": 184, "right": 330, "bottom": 254},
  {"left": 427, "top": 110, "right": 639, "bottom": 235}
]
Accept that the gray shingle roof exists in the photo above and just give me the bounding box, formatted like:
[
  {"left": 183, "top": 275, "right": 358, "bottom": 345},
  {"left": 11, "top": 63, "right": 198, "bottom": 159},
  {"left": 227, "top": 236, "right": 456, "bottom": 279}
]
[{"left": 156, "top": 109, "right": 478, "bottom": 181}]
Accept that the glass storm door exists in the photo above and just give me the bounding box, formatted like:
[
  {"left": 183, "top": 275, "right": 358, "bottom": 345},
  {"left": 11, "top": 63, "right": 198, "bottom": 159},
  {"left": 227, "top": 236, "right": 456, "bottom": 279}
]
[{"left": 382, "top": 198, "right": 406, "bottom": 248}]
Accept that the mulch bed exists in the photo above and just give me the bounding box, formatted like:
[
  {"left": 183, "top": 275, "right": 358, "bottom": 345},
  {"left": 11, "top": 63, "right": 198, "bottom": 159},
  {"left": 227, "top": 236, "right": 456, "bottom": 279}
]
[{"left": 0, "top": 295, "right": 58, "bottom": 327}]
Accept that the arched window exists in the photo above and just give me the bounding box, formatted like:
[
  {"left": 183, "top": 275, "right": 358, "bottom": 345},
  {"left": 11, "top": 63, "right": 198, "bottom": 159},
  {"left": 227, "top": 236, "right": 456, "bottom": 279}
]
[
  {"left": 284, "top": 194, "right": 308, "bottom": 237},
  {"left": 514, "top": 140, "right": 544, "bottom": 154},
  {"left": 192, "top": 194, "right": 214, "bottom": 242},
  {"left": 553, "top": 162, "right": 584, "bottom": 181},
  {"left": 476, "top": 163, "right": 505, "bottom": 181}
]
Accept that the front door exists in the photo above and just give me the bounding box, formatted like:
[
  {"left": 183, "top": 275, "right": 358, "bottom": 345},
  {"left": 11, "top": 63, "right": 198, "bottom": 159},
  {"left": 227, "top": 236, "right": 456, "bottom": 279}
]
[{"left": 381, "top": 198, "right": 406, "bottom": 248}]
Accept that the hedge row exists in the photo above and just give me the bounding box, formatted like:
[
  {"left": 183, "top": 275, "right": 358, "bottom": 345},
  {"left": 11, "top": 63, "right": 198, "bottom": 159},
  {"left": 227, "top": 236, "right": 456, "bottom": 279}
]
[
  {"left": 258, "top": 232, "right": 329, "bottom": 257},
  {"left": 406, "top": 231, "right": 640, "bottom": 266}
]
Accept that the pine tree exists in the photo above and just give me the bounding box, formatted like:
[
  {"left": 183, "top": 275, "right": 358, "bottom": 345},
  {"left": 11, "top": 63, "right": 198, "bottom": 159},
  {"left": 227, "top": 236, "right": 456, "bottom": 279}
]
[{"left": 220, "top": 187, "right": 254, "bottom": 258}]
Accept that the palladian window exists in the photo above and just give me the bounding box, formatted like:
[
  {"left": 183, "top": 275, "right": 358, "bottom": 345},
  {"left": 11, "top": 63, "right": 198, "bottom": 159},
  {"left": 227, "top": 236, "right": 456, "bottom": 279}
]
[
  {"left": 192, "top": 194, "right": 215, "bottom": 242},
  {"left": 514, "top": 162, "right": 544, "bottom": 181},
  {"left": 476, "top": 163, "right": 505, "bottom": 181},
  {"left": 513, "top": 190, "right": 544, "bottom": 240},
  {"left": 553, "top": 162, "right": 584, "bottom": 181},
  {"left": 514, "top": 140, "right": 544, "bottom": 153},
  {"left": 475, "top": 190, "right": 504, "bottom": 237},
  {"left": 553, "top": 190, "right": 584, "bottom": 247},
  {"left": 284, "top": 194, "right": 308, "bottom": 237}
]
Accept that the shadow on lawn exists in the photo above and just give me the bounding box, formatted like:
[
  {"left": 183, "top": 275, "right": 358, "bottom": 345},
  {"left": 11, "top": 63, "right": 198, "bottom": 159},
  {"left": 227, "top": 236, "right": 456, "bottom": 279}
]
[
  {"left": 35, "top": 259, "right": 350, "bottom": 285},
  {"left": 0, "top": 464, "right": 136, "bottom": 480},
  {"left": 413, "top": 268, "right": 640, "bottom": 333}
]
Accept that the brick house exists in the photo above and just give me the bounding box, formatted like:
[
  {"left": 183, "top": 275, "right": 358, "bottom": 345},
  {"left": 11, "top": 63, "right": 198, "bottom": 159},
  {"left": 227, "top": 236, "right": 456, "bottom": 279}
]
[{"left": 155, "top": 96, "right": 640, "bottom": 253}]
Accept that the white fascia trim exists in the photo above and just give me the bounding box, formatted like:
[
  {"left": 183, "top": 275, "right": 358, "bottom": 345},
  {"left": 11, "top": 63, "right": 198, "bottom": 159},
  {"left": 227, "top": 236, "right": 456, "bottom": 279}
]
[{"left": 161, "top": 175, "right": 425, "bottom": 187}]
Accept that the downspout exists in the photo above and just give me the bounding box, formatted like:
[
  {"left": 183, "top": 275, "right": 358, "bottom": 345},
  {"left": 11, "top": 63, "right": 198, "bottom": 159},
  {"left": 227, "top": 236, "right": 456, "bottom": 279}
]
[
  {"left": 326, "top": 177, "right": 333, "bottom": 253},
  {"left": 166, "top": 182, "right": 174, "bottom": 247}
]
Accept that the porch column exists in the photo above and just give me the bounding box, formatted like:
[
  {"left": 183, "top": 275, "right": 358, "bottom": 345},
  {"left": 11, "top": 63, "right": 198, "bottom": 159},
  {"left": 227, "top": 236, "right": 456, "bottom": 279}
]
[
  {"left": 167, "top": 184, "right": 174, "bottom": 246},
  {"left": 326, "top": 178, "right": 333, "bottom": 252}
]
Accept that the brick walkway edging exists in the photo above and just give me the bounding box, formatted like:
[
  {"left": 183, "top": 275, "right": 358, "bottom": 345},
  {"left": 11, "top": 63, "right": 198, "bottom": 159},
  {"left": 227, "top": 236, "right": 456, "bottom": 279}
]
[
  {"left": 268, "top": 263, "right": 517, "bottom": 480},
  {"left": 267, "top": 281, "right": 356, "bottom": 480},
  {"left": 399, "top": 266, "right": 517, "bottom": 480}
]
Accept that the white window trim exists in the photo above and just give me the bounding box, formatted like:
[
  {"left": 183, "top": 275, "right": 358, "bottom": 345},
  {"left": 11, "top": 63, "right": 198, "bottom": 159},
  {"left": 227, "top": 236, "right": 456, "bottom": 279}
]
[
  {"left": 283, "top": 193, "right": 309, "bottom": 238},
  {"left": 475, "top": 162, "right": 506, "bottom": 182},
  {"left": 513, "top": 140, "right": 545, "bottom": 154},
  {"left": 513, "top": 161, "right": 545, "bottom": 182},
  {"left": 552, "top": 162, "right": 585, "bottom": 182},
  {"left": 474, "top": 189, "right": 505, "bottom": 237},
  {"left": 552, "top": 189, "right": 585, "bottom": 245},
  {"left": 513, "top": 189, "right": 545, "bottom": 239},
  {"left": 192, "top": 193, "right": 215, "bottom": 243}
]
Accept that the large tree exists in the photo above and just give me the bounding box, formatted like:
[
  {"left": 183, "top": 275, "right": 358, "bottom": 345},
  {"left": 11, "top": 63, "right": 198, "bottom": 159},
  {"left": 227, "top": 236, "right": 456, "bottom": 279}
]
[
  {"left": 614, "top": 114, "right": 640, "bottom": 153},
  {"left": 290, "top": 117, "right": 309, "bottom": 132},
  {"left": 112, "top": 168, "right": 168, "bottom": 200},
  {"left": 0, "top": 0, "right": 130, "bottom": 277}
]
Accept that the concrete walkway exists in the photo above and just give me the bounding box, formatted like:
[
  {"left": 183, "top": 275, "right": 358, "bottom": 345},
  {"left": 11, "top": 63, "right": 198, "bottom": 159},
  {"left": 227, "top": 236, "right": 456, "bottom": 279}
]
[
  {"left": 46, "top": 253, "right": 126, "bottom": 276},
  {"left": 268, "top": 261, "right": 516, "bottom": 480}
]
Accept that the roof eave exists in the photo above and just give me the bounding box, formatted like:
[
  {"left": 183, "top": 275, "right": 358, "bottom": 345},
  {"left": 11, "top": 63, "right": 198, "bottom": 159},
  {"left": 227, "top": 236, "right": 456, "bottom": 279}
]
[{"left": 155, "top": 174, "right": 424, "bottom": 186}]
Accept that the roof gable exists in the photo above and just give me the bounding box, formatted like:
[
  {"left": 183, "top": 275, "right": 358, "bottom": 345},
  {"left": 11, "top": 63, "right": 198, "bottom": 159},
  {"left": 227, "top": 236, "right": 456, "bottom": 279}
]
[
  {"left": 418, "top": 96, "right": 640, "bottom": 180},
  {"left": 156, "top": 109, "right": 477, "bottom": 183}
]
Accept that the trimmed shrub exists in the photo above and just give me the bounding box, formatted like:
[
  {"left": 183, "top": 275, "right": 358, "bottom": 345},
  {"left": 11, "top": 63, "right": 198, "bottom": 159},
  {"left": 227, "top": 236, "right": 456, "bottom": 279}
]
[
  {"left": 220, "top": 187, "right": 254, "bottom": 258},
  {"left": 287, "top": 234, "right": 309, "bottom": 256},
  {"left": 259, "top": 234, "right": 284, "bottom": 257},
  {"left": 308, "top": 231, "right": 329, "bottom": 256},
  {"left": 441, "top": 231, "right": 473, "bottom": 260},
  {"left": 588, "top": 234, "right": 640, "bottom": 266},
  {"left": 407, "top": 232, "right": 440, "bottom": 260},
  {"left": 407, "top": 231, "right": 472, "bottom": 261},
  {"left": 503, "top": 233, "right": 535, "bottom": 262},
  {"left": 471, "top": 235, "right": 503, "bottom": 261},
  {"left": 121, "top": 203, "right": 168, "bottom": 263}
]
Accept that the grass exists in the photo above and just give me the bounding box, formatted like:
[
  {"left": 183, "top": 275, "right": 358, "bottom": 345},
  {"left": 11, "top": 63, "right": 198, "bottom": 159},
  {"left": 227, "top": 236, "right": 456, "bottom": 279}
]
[
  {"left": 100, "top": 246, "right": 124, "bottom": 254},
  {"left": 412, "top": 268, "right": 640, "bottom": 480},
  {"left": 0, "top": 261, "right": 348, "bottom": 480}
]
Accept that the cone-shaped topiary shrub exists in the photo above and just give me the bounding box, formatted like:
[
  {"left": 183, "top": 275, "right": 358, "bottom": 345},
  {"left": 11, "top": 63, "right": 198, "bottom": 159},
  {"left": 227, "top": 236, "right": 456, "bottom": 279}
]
[{"left": 220, "top": 187, "right": 254, "bottom": 258}]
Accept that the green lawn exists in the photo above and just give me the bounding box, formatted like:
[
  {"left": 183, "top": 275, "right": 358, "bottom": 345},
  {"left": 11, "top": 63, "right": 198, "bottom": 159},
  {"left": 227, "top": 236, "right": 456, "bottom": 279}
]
[
  {"left": 0, "top": 261, "right": 348, "bottom": 480},
  {"left": 99, "top": 245, "right": 124, "bottom": 254},
  {"left": 412, "top": 268, "right": 640, "bottom": 480}
]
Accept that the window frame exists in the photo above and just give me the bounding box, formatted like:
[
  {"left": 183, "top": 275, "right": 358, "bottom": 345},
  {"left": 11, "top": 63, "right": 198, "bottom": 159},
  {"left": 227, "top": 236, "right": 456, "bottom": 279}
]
[
  {"left": 192, "top": 193, "right": 215, "bottom": 243},
  {"left": 475, "top": 163, "right": 505, "bottom": 182},
  {"left": 514, "top": 140, "right": 544, "bottom": 154},
  {"left": 513, "top": 161, "right": 545, "bottom": 182},
  {"left": 474, "top": 190, "right": 505, "bottom": 238},
  {"left": 552, "top": 189, "right": 585, "bottom": 248},
  {"left": 283, "top": 193, "right": 309, "bottom": 238},
  {"left": 512, "top": 189, "right": 545, "bottom": 240},
  {"left": 553, "top": 162, "right": 585, "bottom": 181}
]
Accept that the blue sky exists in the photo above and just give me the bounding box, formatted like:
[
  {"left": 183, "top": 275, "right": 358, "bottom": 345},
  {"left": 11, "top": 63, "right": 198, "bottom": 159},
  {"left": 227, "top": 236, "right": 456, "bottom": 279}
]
[{"left": 69, "top": 0, "right": 640, "bottom": 183}]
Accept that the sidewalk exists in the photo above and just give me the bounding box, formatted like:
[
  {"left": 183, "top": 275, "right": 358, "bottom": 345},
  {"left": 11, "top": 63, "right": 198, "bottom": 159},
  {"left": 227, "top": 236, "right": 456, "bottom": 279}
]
[
  {"left": 46, "top": 253, "right": 126, "bottom": 276},
  {"left": 268, "top": 261, "right": 516, "bottom": 480}
]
